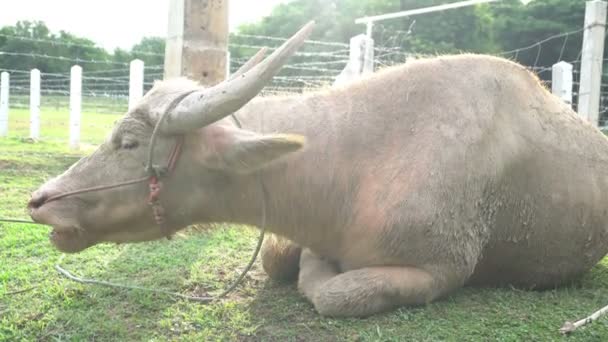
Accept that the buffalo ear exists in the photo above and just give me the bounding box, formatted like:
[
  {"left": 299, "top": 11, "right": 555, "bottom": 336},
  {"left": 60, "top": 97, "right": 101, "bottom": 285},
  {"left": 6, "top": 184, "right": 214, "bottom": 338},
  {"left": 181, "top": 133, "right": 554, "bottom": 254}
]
[{"left": 208, "top": 128, "right": 305, "bottom": 173}]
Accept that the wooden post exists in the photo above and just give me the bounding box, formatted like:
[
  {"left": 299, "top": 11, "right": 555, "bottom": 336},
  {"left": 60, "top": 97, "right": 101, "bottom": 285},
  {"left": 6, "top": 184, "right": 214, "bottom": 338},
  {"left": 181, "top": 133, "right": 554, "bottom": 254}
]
[
  {"left": 30, "top": 68, "right": 41, "bottom": 140},
  {"left": 0, "top": 72, "right": 8, "bottom": 137},
  {"left": 334, "top": 34, "right": 375, "bottom": 86},
  {"left": 164, "top": 0, "right": 229, "bottom": 86},
  {"left": 70, "top": 65, "right": 82, "bottom": 150},
  {"left": 552, "top": 62, "right": 573, "bottom": 106},
  {"left": 129, "top": 59, "right": 144, "bottom": 110},
  {"left": 577, "top": 0, "right": 607, "bottom": 125}
]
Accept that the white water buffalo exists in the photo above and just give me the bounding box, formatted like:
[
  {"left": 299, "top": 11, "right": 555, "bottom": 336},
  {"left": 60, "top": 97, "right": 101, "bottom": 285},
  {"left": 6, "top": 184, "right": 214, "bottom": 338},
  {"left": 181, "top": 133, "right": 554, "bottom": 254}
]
[{"left": 29, "top": 22, "right": 608, "bottom": 317}]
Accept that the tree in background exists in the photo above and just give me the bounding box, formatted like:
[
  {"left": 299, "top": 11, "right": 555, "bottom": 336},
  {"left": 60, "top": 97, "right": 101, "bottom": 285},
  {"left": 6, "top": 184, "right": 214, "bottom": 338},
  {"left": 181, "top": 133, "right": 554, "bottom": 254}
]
[
  {"left": 131, "top": 37, "right": 165, "bottom": 67},
  {"left": 235, "top": 0, "right": 496, "bottom": 54},
  {"left": 112, "top": 37, "right": 165, "bottom": 67},
  {"left": 0, "top": 21, "right": 110, "bottom": 73},
  {"left": 491, "top": 0, "right": 589, "bottom": 72},
  {"left": 235, "top": 0, "right": 603, "bottom": 75},
  {"left": 0, "top": 21, "right": 165, "bottom": 75},
  {"left": 229, "top": 0, "right": 497, "bottom": 78}
]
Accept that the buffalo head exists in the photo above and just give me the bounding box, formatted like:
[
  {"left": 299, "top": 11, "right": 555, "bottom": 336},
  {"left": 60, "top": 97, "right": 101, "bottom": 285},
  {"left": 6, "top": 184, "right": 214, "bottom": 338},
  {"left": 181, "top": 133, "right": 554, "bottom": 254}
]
[{"left": 28, "top": 22, "right": 314, "bottom": 253}]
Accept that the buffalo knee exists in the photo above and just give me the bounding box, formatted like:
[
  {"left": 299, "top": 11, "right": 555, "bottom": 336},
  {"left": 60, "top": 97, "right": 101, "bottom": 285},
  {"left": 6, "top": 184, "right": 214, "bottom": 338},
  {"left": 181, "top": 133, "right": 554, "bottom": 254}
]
[{"left": 261, "top": 234, "right": 301, "bottom": 282}]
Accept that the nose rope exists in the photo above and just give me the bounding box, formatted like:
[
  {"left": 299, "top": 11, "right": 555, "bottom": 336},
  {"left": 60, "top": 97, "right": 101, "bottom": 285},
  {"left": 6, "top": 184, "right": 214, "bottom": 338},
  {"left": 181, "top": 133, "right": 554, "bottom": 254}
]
[
  {"left": 30, "top": 138, "right": 182, "bottom": 234},
  {"left": 147, "top": 135, "right": 184, "bottom": 235},
  {"left": 41, "top": 177, "right": 150, "bottom": 204},
  {"left": 36, "top": 90, "right": 196, "bottom": 232},
  {"left": 37, "top": 135, "right": 183, "bottom": 207}
]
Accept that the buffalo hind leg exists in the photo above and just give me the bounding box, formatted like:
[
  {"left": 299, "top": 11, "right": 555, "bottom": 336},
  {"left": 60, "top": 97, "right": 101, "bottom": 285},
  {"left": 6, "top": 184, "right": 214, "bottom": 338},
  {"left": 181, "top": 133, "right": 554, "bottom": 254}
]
[
  {"left": 261, "top": 233, "right": 301, "bottom": 282},
  {"left": 298, "top": 249, "right": 450, "bottom": 317}
]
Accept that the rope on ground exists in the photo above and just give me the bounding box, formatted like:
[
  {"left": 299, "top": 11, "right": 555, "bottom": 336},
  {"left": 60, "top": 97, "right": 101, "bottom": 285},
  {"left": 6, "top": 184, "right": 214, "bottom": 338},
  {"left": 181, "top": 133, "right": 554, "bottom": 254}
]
[
  {"left": 1, "top": 286, "right": 38, "bottom": 296},
  {"left": 54, "top": 226, "right": 265, "bottom": 303},
  {"left": 55, "top": 264, "right": 216, "bottom": 302},
  {"left": 0, "top": 217, "right": 266, "bottom": 303},
  {"left": 0, "top": 218, "right": 47, "bottom": 224}
]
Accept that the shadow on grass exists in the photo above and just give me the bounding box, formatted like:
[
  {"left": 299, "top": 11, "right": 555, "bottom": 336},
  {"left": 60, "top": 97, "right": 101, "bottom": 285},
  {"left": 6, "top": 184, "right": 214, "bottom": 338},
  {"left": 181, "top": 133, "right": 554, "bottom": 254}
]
[{"left": 242, "top": 260, "right": 608, "bottom": 342}]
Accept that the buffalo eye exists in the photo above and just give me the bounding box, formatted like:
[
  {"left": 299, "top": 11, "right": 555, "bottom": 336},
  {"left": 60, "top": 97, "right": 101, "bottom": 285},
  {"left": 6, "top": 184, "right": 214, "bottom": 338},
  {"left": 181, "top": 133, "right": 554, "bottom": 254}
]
[{"left": 121, "top": 140, "right": 139, "bottom": 150}]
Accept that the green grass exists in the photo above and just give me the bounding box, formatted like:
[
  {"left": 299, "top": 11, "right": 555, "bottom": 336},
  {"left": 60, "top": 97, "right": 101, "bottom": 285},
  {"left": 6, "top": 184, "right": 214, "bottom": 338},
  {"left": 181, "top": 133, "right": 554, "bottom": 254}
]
[
  {"left": 3, "top": 107, "right": 608, "bottom": 341},
  {"left": 6, "top": 106, "right": 121, "bottom": 145}
]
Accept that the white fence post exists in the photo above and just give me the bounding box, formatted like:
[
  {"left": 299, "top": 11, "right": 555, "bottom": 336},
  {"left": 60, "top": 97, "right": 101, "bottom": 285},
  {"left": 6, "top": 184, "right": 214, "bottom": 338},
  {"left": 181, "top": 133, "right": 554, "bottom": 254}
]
[
  {"left": 129, "top": 59, "right": 144, "bottom": 110},
  {"left": 362, "top": 36, "right": 375, "bottom": 75},
  {"left": 552, "top": 62, "right": 573, "bottom": 106},
  {"left": 577, "top": 0, "right": 607, "bottom": 125},
  {"left": 334, "top": 34, "right": 375, "bottom": 86},
  {"left": 70, "top": 65, "right": 82, "bottom": 149},
  {"left": 30, "top": 68, "right": 41, "bottom": 140},
  {"left": 0, "top": 72, "right": 8, "bottom": 137}
]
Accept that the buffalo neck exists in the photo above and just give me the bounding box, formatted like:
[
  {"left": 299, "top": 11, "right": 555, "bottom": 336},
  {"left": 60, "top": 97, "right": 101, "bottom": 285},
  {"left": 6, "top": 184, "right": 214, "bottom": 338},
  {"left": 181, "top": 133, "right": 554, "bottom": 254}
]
[{"left": 221, "top": 93, "right": 349, "bottom": 248}]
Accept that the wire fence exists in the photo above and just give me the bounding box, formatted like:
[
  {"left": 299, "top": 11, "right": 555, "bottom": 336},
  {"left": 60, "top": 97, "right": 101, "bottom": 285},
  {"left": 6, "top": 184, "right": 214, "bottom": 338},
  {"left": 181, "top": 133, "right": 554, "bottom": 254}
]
[
  {"left": 6, "top": 66, "right": 165, "bottom": 114},
  {"left": 229, "top": 33, "right": 348, "bottom": 96},
  {"left": 369, "top": 23, "right": 608, "bottom": 127},
  {"left": 495, "top": 27, "right": 608, "bottom": 127},
  {"left": 0, "top": 33, "right": 352, "bottom": 114},
  {"left": 1, "top": 21, "right": 608, "bottom": 140},
  {"left": 0, "top": 34, "right": 354, "bottom": 144}
]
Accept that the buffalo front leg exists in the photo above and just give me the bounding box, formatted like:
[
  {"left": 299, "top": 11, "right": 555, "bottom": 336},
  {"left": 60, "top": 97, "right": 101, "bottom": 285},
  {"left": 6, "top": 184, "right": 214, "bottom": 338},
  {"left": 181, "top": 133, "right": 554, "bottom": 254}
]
[
  {"left": 261, "top": 233, "right": 301, "bottom": 282},
  {"left": 298, "top": 249, "right": 450, "bottom": 317}
]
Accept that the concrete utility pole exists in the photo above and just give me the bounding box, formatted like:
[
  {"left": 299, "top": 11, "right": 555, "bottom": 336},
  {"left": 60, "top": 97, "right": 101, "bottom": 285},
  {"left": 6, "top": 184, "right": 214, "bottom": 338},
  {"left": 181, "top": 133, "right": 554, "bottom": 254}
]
[{"left": 164, "top": 0, "right": 229, "bottom": 86}]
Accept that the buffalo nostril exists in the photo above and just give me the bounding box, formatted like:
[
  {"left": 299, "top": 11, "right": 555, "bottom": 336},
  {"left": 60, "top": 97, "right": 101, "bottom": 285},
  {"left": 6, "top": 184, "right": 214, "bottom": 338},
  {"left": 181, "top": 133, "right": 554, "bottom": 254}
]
[{"left": 28, "top": 192, "right": 48, "bottom": 209}]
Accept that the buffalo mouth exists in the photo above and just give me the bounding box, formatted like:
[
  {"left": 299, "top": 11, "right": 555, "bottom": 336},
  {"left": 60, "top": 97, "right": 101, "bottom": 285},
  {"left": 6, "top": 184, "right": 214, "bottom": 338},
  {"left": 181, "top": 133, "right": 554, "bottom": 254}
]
[{"left": 49, "top": 226, "right": 93, "bottom": 253}]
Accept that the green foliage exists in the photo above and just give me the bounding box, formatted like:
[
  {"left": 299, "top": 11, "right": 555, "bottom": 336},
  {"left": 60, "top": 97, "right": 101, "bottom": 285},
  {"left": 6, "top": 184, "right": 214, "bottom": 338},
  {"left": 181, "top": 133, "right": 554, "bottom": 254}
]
[
  {"left": 492, "top": 0, "right": 588, "bottom": 69},
  {"left": 131, "top": 37, "right": 165, "bottom": 67},
  {"left": 0, "top": 21, "right": 110, "bottom": 73},
  {"left": 236, "top": 0, "right": 605, "bottom": 73},
  {"left": 235, "top": 0, "right": 492, "bottom": 52},
  {"left": 0, "top": 21, "right": 165, "bottom": 74},
  {"left": 236, "top": 0, "right": 497, "bottom": 53},
  {"left": 375, "top": 0, "right": 498, "bottom": 54}
]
